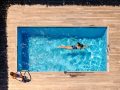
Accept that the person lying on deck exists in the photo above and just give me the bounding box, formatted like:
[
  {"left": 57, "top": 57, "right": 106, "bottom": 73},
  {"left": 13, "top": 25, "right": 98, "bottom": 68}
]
[
  {"left": 10, "top": 72, "right": 23, "bottom": 79},
  {"left": 10, "top": 72, "right": 29, "bottom": 83},
  {"left": 58, "top": 42, "right": 86, "bottom": 50}
]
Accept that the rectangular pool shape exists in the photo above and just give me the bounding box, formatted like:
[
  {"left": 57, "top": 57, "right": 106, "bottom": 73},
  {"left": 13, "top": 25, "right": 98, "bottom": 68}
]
[{"left": 17, "top": 27, "right": 108, "bottom": 72}]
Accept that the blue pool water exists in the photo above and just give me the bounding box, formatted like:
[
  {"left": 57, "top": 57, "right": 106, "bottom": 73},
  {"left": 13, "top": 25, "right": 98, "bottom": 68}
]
[{"left": 17, "top": 27, "right": 107, "bottom": 72}]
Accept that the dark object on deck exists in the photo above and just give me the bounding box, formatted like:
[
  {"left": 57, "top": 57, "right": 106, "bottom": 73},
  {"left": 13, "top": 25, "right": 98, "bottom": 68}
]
[
  {"left": 20, "top": 71, "right": 31, "bottom": 83},
  {"left": 22, "top": 76, "right": 31, "bottom": 83},
  {"left": 64, "top": 71, "right": 88, "bottom": 77}
]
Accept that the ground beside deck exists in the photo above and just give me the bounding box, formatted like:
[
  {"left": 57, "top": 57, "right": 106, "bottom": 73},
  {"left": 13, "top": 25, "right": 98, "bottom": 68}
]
[{"left": 7, "top": 5, "right": 120, "bottom": 90}]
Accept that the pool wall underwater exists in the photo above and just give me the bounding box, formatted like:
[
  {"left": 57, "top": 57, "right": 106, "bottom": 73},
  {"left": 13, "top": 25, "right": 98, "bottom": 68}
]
[{"left": 17, "top": 27, "right": 108, "bottom": 72}]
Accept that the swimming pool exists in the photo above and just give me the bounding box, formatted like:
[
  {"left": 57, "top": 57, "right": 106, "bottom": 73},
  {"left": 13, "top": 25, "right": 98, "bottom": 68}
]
[{"left": 17, "top": 27, "right": 108, "bottom": 72}]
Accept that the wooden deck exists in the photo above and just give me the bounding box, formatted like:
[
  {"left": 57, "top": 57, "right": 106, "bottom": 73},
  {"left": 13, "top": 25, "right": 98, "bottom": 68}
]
[{"left": 7, "top": 5, "right": 120, "bottom": 90}]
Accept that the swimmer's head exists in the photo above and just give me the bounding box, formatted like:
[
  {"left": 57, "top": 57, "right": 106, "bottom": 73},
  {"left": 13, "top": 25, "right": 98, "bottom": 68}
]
[{"left": 77, "top": 42, "right": 84, "bottom": 48}]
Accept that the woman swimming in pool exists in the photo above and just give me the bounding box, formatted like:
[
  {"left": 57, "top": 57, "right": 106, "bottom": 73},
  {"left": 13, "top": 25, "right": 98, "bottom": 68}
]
[{"left": 58, "top": 42, "right": 86, "bottom": 50}]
